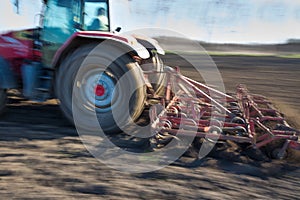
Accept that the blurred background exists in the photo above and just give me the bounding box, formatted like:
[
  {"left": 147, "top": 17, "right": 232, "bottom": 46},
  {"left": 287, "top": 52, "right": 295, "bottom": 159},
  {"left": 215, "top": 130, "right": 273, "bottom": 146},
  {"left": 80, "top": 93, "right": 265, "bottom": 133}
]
[{"left": 1, "top": 0, "right": 300, "bottom": 44}]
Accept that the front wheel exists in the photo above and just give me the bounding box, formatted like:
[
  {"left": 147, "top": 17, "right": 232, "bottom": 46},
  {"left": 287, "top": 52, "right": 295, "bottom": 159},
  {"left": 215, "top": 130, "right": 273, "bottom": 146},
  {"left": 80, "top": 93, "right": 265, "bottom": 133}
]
[{"left": 56, "top": 43, "right": 146, "bottom": 134}]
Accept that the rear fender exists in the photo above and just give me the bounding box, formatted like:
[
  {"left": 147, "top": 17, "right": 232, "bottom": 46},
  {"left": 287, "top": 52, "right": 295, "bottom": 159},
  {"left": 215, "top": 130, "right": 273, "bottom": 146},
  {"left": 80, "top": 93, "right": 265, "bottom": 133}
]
[
  {"left": 52, "top": 32, "right": 151, "bottom": 69},
  {"left": 0, "top": 57, "right": 17, "bottom": 89},
  {"left": 132, "top": 34, "right": 165, "bottom": 55}
]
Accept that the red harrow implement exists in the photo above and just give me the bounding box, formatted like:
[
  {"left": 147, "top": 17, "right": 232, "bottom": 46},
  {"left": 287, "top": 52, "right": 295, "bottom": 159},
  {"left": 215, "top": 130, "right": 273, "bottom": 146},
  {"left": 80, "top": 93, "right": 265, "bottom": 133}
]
[{"left": 149, "top": 67, "right": 300, "bottom": 160}]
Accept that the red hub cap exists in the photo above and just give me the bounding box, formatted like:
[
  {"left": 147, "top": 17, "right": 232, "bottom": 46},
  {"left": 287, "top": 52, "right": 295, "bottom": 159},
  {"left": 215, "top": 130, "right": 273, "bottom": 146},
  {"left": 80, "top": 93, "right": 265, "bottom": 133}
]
[{"left": 95, "top": 84, "right": 105, "bottom": 96}]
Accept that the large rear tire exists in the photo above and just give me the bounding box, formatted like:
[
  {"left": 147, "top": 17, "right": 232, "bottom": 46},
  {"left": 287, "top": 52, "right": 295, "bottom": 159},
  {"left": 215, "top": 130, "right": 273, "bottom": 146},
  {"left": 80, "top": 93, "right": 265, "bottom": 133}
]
[
  {"left": 56, "top": 43, "right": 146, "bottom": 134},
  {"left": 0, "top": 89, "right": 6, "bottom": 115}
]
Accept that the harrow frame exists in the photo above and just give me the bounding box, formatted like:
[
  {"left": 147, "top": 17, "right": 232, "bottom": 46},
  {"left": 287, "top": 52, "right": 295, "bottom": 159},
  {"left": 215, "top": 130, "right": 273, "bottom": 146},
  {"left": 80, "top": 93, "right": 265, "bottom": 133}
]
[{"left": 148, "top": 66, "right": 300, "bottom": 159}]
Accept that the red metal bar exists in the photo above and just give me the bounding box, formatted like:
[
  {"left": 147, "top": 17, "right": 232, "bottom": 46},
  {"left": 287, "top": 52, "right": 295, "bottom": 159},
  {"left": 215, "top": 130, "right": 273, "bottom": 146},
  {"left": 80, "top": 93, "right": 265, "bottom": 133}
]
[
  {"left": 289, "top": 141, "right": 300, "bottom": 150},
  {"left": 184, "top": 76, "right": 236, "bottom": 101},
  {"left": 155, "top": 128, "right": 252, "bottom": 143}
]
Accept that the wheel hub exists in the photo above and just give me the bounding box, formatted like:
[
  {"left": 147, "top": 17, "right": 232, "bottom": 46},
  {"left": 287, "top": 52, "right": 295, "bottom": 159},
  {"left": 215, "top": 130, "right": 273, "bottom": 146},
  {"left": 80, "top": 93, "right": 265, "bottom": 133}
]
[
  {"left": 82, "top": 71, "right": 117, "bottom": 111},
  {"left": 95, "top": 84, "right": 105, "bottom": 97},
  {"left": 94, "top": 73, "right": 116, "bottom": 109}
]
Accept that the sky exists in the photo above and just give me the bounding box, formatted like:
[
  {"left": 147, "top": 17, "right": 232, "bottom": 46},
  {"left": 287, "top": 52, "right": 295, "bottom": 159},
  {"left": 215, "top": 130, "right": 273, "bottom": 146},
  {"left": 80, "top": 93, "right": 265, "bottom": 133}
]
[{"left": 0, "top": 0, "right": 300, "bottom": 44}]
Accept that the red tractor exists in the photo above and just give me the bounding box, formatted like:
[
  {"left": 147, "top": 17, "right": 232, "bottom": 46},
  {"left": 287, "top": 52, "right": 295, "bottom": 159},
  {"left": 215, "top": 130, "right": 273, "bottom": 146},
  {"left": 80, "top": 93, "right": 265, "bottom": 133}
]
[
  {"left": 0, "top": 0, "right": 165, "bottom": 133},
  {"left": 1, "top": 0, "right": 299, "bottom": 159}
]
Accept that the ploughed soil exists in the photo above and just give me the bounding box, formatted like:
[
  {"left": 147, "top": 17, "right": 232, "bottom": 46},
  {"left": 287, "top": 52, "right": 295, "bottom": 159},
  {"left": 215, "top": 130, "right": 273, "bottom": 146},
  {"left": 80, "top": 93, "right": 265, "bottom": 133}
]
[{"left": 0, "top": 55, "right": 300, "bottom": 199}]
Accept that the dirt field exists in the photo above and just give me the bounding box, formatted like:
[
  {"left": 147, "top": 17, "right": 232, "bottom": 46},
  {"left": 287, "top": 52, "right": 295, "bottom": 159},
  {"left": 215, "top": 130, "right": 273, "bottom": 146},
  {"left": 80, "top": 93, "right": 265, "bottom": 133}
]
[{"left": 0, "top": 55, "right": 300, "bottom": 199}]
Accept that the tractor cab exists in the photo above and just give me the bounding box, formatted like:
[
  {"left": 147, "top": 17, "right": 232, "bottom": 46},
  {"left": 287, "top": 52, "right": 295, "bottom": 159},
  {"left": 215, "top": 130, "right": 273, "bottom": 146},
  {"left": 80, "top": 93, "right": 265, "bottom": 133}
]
[
  {"left": 41, "top": 0, "right": 110, "bottom": 66},
  {"left": 1, "top": 0, "right": 165, "bottom": 133}
]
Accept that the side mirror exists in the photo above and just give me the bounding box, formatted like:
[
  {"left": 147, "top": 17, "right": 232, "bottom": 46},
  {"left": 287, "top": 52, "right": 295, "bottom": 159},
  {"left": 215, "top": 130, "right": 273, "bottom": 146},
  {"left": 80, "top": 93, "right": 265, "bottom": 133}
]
[{"left": 114, "top": 27, "right": 121, "bottom": 32}]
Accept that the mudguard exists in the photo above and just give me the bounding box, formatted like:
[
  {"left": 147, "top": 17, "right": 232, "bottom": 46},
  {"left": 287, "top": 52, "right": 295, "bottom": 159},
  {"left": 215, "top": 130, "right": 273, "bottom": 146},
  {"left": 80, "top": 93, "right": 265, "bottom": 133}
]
[
  {"left": 131, "top": 34, "right": 165, "bottom": 55},
  {"left": 52, "top": 31, "right": 165, "bottom": 69},
  {"left": 0, "top": 57, "right": 17, "bottom": 89},
  {"left": 120, "top": 33, "right": 165, "bottom": 57},
  {"left": 51, "top": 32, "right": 149, "bottom": 68}
]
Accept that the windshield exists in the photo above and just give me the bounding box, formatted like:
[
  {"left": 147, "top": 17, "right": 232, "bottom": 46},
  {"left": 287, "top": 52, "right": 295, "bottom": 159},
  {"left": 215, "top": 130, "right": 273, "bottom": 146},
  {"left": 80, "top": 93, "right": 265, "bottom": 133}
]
[
  {"left": 84, "top": 0, "right": 109, "bottom": 31},
  {"left": 42, "top": 0, "right": 74, "bottom": 43}
]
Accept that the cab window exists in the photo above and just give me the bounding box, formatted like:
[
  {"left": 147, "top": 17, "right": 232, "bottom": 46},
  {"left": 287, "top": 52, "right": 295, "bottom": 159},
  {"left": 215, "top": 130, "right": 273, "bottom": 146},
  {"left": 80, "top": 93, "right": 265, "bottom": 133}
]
[
  {"left": 84, "top": 0, "right": 109, "bottom": 31},
  {"left": 42, "top": 0, "right": 74, "bottom": 43}
]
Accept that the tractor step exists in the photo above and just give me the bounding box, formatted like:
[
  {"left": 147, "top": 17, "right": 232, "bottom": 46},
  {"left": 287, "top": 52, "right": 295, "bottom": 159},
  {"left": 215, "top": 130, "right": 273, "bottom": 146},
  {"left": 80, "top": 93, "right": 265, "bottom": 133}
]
[
  {"left": 31, "top": 66, "right": 54, "bottom": 102},
  {"left": 35, "top": 76, "right": 53, "bottom": 101}
]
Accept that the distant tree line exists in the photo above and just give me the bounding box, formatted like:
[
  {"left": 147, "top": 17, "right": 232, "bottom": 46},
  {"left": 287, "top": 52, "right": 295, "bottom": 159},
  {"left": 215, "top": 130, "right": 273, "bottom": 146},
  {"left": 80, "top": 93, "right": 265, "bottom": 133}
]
[{"left": 287, "top": 39, "right": 300, "bottom": 44}]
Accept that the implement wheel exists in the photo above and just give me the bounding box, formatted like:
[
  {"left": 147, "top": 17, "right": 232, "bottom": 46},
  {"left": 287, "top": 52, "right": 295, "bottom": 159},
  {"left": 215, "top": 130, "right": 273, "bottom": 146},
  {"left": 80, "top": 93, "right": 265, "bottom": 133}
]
[
  {"left": 147, "top": 53, "right": 166, "bottom": 95},
  {"left": 140, "top": 53, "right": 166, "bottom": 96},
  {"left": 56, "top": 43, "right": 146, "bottom": 133}
]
